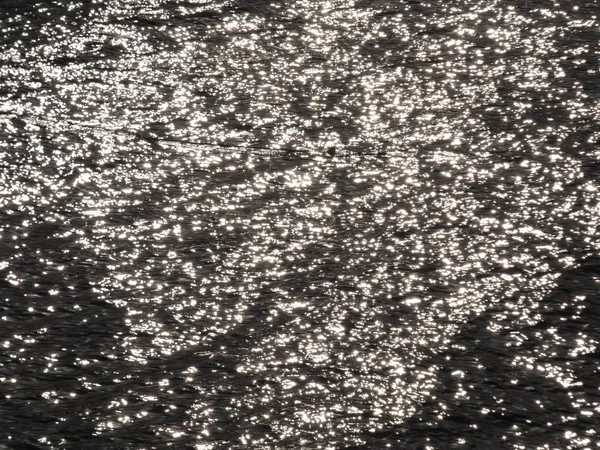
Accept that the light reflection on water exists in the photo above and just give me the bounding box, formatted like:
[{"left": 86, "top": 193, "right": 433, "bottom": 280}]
[{"left": 1, "top": 0, "right": 599, "bottom": 448}]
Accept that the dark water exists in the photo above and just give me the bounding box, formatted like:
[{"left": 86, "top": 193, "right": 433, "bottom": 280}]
[{"left": 1, "top": 0, "right": 599, "bottom": 448}]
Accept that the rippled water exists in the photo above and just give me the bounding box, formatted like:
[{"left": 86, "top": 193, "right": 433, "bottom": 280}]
[{"left": 1, "top": 0, "right": 599, "bottom": 448}]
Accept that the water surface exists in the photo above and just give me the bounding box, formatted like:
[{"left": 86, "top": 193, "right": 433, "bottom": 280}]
[{"left": 1, "top": 0, "right": 599, "bottom": 448}]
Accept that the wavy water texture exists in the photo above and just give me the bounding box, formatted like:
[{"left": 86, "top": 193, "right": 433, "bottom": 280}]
[{"left": 0, "top": 0, "right": 599, "bottom": 449}]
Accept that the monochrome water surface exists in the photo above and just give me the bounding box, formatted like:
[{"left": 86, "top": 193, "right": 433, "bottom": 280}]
[{"left": 1, "top": 0, "right": 599, "bottom": 448}]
